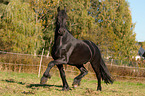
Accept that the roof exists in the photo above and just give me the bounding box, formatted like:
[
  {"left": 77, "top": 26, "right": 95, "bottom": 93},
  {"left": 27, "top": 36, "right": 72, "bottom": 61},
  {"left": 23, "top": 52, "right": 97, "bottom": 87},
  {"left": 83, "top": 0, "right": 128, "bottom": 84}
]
[{"left": 139, "top": 47, "right": 145, "bottom": 57}]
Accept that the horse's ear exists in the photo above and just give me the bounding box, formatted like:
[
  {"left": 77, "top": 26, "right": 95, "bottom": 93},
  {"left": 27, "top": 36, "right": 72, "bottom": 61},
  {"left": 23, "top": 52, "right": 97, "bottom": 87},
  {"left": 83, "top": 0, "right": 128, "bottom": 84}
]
[
  {"left": 64, "top": 6, "right": 66, "bottom": 12},
  {"left": 57, "top": 7, "right": 60, "bottom": 12}
]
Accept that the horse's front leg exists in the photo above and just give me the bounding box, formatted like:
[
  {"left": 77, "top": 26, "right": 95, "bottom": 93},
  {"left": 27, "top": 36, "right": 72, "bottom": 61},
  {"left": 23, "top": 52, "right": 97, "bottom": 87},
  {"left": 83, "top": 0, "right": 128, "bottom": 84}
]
[
  {"left": 40, "top": 61, "right": 55, "bottom": 84},
  {"left": 40, "top": 60, "right": 69, "bottom": 90},
  {"left": 57, "top": 64, "right": 70, "bottom": 91}
]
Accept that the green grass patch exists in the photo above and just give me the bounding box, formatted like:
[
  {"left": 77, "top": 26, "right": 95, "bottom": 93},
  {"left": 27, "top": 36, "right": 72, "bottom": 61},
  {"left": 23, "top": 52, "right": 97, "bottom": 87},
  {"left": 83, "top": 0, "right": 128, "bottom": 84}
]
[{"left": 0, "top": 71, "right": 145, "bottom": 96}]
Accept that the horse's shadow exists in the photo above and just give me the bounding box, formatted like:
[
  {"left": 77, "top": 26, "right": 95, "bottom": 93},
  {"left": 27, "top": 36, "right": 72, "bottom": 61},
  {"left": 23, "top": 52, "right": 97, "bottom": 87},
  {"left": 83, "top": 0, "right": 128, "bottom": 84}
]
[
  {"left": 26, "top": 84, "right": 62, "bottom": 89},
  {"left": 1, "top": 79, "right": 63, "bottom": 90},
  {"left": 1, "top": 79, "right": 25, "bottom": 85}
]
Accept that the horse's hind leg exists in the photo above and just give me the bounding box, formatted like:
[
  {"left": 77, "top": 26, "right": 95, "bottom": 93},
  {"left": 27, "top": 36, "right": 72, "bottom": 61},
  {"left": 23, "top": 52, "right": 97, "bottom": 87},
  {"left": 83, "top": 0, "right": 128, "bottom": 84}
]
[
  {"left": 72, "top": 65, "right": 88, "bottom": 88},
  {"left": 90, "top": 60, "right": 102, "bottom": 91},
  {"left": 57, "top": 64, "right": 70, "bottom": 91}
]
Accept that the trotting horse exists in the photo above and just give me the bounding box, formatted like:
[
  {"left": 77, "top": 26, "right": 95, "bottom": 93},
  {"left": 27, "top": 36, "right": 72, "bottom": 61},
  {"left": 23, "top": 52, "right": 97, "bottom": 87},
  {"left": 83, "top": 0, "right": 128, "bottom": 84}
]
[{"left": 40, "top": 7, "right": 113, "bottom": 91}]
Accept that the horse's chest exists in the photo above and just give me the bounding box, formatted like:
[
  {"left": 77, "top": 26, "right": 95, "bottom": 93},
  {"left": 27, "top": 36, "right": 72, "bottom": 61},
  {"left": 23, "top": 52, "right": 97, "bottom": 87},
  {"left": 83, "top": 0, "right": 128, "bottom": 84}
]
[{"left": 53, "top": 42, "right": 71, "bottom": 58}]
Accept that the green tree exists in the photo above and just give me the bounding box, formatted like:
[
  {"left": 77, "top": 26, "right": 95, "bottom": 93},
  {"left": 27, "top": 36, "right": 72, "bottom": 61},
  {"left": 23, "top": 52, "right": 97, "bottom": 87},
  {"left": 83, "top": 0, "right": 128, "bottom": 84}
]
[
  {"left": 0, "top": 0, "right": 139, "bottom": 60},
  {"left": 110, "top": 0, "right": 138, "bottom": 60},
  {"left": 89, "top": 0, "right": 138, "bottom": 60},
  {"left": 29, "top": 0, "right": 60, "bottom": 55},
  {"left": 0, "top": 0, "right": 44, "bottom": 54}
]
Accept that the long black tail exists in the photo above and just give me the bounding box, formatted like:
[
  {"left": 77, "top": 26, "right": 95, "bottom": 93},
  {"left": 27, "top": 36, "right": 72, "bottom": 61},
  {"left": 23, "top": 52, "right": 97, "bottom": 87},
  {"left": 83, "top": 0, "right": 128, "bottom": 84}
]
[{"left": 100, "top": 58, "right": 114, "bottom": 84}]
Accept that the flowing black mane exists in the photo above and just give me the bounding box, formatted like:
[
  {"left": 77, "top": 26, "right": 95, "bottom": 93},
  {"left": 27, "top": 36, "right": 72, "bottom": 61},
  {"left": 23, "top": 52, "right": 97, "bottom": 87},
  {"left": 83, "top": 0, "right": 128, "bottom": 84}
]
[{"left": 40, "top": 7, "right": 113, "bottom": 91}]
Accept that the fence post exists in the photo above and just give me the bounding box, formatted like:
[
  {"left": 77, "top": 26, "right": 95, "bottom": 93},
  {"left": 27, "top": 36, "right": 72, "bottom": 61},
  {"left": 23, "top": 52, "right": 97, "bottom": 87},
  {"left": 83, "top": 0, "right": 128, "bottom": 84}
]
[
  {"left": 38, "top": 48, "right": 44, "bottom": 77},
  {"left": 136, "top": 61, "right": 139, "bottom": 73},
  {"left": 121, "top": 60, "right": 122, "bottom": 65},
  {"left": 111, "top": 59, "right": 113, "bottom": 66}
]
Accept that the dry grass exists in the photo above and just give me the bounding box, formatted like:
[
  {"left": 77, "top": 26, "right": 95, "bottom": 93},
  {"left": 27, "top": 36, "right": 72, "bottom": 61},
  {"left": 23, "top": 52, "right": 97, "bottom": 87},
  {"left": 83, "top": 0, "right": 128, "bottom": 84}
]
[{"left": 0, "top": 71, "right": 145, "bottom": 96}]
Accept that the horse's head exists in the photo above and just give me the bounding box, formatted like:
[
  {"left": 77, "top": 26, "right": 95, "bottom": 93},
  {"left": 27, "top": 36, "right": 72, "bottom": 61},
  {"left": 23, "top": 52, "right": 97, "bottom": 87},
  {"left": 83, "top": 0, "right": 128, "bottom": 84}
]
[{"left": 56, "top": 7, "right": 68, "bottom": 36}]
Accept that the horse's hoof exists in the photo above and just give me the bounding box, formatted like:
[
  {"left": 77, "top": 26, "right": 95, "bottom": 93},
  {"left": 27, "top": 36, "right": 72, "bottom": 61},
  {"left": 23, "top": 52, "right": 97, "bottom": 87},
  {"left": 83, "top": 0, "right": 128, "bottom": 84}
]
[
  {"left": 72, "top": 81, "right": 80, "bottom": 88},
  {"left": 40, "top": 76, "right": 48, "bottom": 84},
  {"left": 62, "top": 87, "right": 71, "bottom": 91},
  {"left": 97, "top": 87, "right": 102, "bottom": 91},
  {"left": 73, "top": 84, "right": 78, "bottom": 88}
]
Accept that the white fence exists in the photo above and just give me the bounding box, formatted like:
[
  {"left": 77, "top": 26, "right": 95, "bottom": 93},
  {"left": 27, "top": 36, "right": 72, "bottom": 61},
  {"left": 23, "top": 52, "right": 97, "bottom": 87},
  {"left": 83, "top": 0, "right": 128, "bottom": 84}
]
[{"left": 0, "top": 51, "right": 145, "bottom": 79}]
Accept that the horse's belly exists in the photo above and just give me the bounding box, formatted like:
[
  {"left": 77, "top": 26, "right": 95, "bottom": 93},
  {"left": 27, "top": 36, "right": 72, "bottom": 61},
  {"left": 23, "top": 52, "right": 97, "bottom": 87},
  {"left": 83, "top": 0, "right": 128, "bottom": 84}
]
[{"left": 68, "top": 43, "right": 91, "bottom": 64}]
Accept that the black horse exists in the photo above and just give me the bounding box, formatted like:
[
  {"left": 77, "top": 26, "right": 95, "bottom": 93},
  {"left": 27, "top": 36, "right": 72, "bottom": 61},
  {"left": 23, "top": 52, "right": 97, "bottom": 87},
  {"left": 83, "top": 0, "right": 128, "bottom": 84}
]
[{"left": 40, "top": 7, "right": 113, "bottom": 91}]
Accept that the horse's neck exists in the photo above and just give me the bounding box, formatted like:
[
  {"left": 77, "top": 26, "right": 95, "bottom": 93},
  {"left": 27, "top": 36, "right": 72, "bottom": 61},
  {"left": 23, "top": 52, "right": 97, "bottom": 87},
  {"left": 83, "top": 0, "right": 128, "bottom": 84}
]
[
  {"left": 54, "top": 34, "right": 61, "bottom": 45},
  {"left": 54, "top": 30, "right": 74, "bottom": 45},
  {"left": 54, "top": 26, "right": 60, "bottom": 43}
]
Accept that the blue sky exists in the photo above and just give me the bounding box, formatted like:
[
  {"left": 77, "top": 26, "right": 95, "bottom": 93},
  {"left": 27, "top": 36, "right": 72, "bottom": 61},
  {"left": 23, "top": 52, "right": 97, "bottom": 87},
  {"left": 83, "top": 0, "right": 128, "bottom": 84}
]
[{"left": 127, "top": 0, "right": 145, "bottom": 42}]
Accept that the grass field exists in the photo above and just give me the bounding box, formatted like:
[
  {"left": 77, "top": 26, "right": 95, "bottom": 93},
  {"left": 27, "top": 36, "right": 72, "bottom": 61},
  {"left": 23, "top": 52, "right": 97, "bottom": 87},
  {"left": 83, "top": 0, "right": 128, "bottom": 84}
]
[{"left": 0, "top": 71, "right": 145, "bottom": 96}]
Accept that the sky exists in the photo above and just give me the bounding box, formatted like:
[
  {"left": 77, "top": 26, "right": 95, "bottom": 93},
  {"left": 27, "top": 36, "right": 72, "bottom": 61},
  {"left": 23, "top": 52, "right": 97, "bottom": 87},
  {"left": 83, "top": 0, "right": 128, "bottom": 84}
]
[{"left": 127, "top": 0, "right": 145, "bottom": 42}]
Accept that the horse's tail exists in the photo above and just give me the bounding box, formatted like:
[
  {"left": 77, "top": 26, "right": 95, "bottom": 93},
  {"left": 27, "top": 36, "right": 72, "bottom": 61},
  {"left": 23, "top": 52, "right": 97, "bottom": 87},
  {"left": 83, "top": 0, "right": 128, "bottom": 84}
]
[{"left": 100, "top": 58, "right": 114, "bottom": 84}]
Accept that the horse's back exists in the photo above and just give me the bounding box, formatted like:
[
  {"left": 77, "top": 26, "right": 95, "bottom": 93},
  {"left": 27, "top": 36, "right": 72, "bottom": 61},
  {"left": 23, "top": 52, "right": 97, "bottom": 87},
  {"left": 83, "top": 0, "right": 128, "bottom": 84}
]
[
  {"left": 68, "top": 40, "right": 95, "bottom": 65},
  {"left": 83, "top": 40, "right": 101, "bottom": 60},
  {"left": 83, "top": 40, "right": 101, "bottom": 54}
]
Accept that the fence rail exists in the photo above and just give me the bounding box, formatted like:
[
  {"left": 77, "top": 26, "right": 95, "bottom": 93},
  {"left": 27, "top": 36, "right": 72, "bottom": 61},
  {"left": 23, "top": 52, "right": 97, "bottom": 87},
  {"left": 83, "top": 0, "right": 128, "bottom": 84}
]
[
  {"left": 106, "top": 64, "right": 145, "bottom": 70},
  {"left": 0, "top": 62, "right": 47, "bottom": 67},
  {"left": 0, "top": 51, "right": 52, "bottom": 58},
  {"left": 0, "top": 51, "right": 145, "bottom": 79}
]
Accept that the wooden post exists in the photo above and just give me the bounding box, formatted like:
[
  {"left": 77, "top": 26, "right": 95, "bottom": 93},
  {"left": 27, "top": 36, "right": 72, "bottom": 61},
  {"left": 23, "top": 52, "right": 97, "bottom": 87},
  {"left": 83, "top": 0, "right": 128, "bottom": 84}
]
[
  {"left": 136, "top": 61, "right": 139, "bottom": 72},
  {"left": 46, "top": 51, "right": 49, "bottom": 58},
  {"left": 111, "top": 59, "right": 113, "bottom": 66},
  {"left": 38, "top": 48, "right": 44, "bottom": 77}
]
